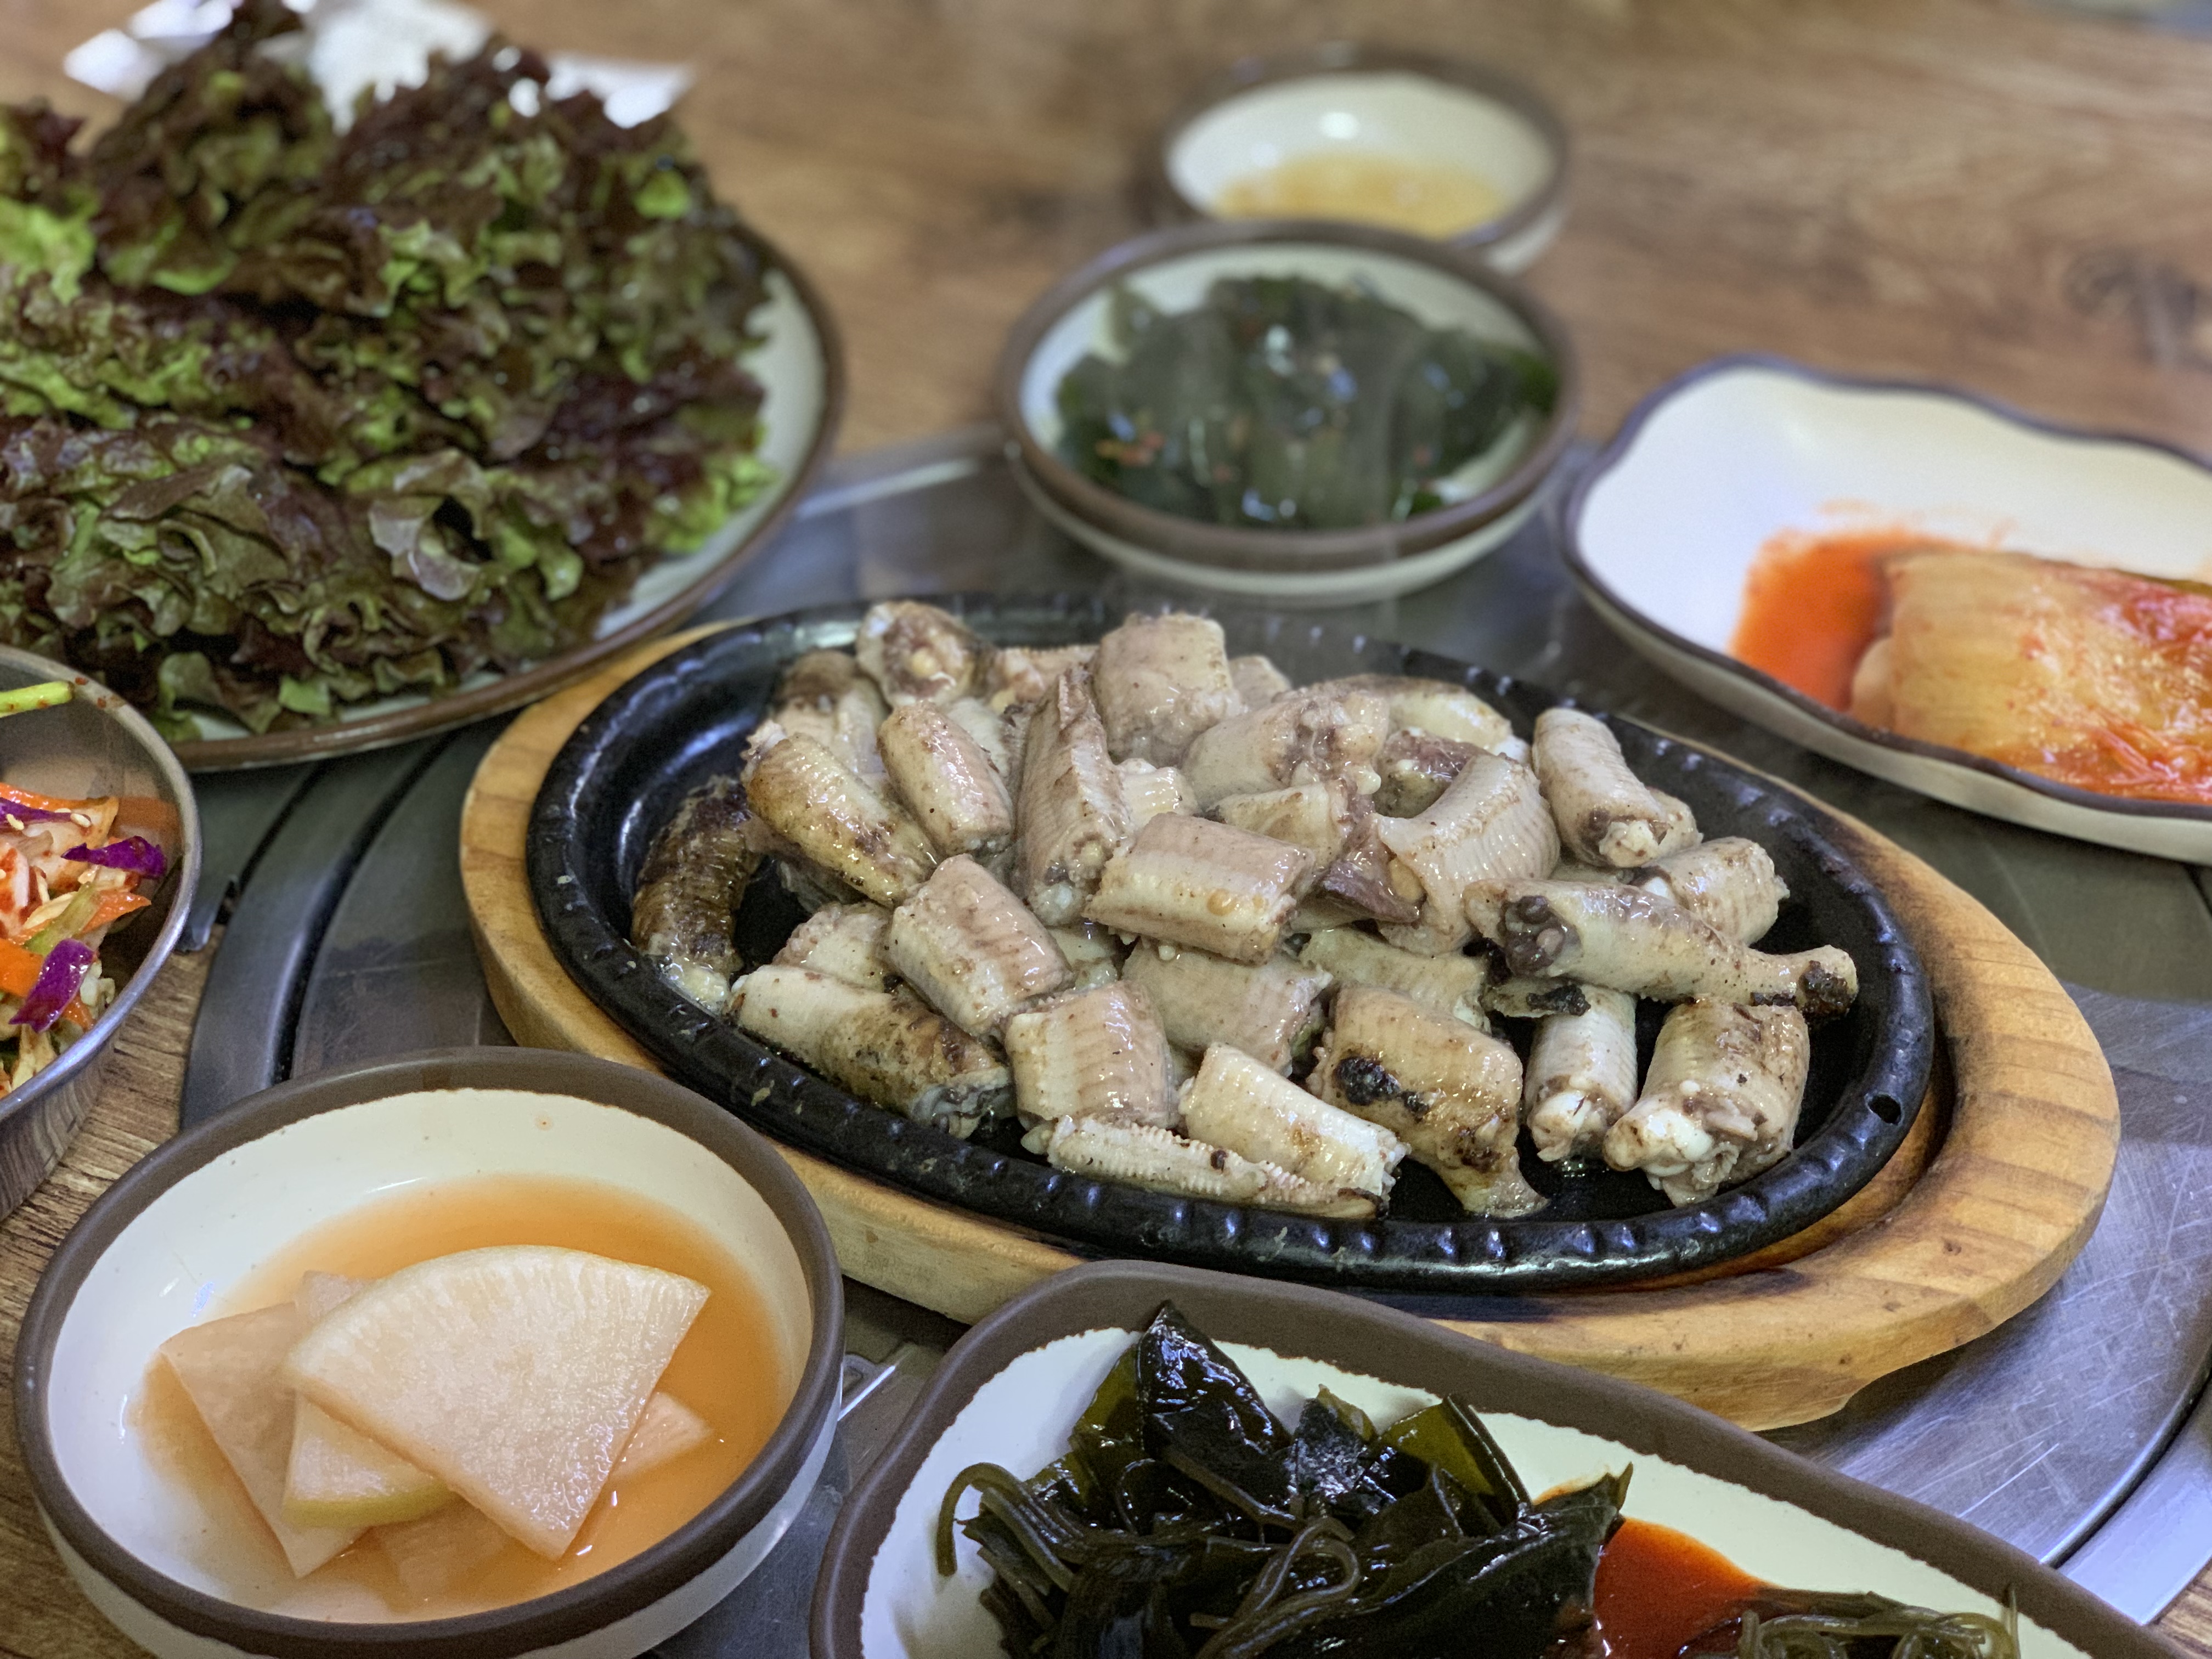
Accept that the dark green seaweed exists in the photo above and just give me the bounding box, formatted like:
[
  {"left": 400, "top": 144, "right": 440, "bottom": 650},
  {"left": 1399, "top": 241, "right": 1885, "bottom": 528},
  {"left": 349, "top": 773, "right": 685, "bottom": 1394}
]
[{"left": 1054, "top": 275, "right": 1555, "bottom": 534}]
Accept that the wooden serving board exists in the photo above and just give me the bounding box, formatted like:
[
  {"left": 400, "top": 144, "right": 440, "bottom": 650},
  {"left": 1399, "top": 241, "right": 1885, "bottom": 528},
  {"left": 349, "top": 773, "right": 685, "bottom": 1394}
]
[{"left": 461, "top": 630, "right": 2119, "bottom": 1431}]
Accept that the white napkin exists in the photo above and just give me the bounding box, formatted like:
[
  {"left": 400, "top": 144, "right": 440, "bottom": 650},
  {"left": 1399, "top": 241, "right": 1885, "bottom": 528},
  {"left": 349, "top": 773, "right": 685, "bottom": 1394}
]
[{"left": 65, "top": 0, "right": 691, "bottom": 128}]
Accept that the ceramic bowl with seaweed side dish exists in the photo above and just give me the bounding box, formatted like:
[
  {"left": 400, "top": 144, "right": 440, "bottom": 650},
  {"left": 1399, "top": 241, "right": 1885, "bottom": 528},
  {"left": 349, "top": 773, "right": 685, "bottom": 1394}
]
[{"left": 526, "top": 595, "right": 1932, "bottom": 1300}]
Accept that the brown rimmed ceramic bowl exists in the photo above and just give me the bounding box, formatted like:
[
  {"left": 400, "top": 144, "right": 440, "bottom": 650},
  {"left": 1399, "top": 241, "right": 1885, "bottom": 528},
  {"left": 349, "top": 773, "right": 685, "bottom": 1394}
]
[
  {"left": 810, "top": 1260, "right": 2178, "bottom": 1659},
  {"left": 0, "top": 644, "right": 200, "bottom": 1219},
  {"left": 994, "top": 219, "right": 1579, "bottom": 605},
  {"left": 168, "top": 235, "right": 844, "bottom": 772},
  {"left": 1150, "top": 43, "right": 1571, "bottom": 272},
  {"left": 13, "top": 1046, "right": 843, "bottom": 1659}
]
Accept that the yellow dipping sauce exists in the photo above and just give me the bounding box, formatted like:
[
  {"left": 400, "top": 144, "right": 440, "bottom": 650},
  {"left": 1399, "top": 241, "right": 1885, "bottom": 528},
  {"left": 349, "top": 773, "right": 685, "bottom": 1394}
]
[{"left": 1212, "top": 151, "right": 1509, "bottom": 239}]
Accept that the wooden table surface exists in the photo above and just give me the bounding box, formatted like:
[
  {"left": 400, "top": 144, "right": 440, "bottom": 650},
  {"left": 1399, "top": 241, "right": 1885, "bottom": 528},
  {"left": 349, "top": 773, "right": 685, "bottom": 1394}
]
[{"left": 5, "top": 1, "right": 2212, "bottom": 1652}]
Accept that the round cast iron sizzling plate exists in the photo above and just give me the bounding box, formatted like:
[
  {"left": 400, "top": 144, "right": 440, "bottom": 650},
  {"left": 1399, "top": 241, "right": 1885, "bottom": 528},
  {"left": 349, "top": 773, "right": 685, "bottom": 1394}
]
[{"left": 528, "top": 595, "right": 1933, "bottom": 1295}]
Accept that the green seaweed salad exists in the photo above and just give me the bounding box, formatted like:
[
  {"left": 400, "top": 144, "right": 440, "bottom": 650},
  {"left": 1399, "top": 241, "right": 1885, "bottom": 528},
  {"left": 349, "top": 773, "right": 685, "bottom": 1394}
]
[
  {"left": 937, "top": 1306, "right": 2022, "bottom": 1659},
  {"left": 0, "top": 0, "right": 775, "bottom": 737},
  {"left": 1054, "top": 276, "right": 1556, "bottom": 533}
]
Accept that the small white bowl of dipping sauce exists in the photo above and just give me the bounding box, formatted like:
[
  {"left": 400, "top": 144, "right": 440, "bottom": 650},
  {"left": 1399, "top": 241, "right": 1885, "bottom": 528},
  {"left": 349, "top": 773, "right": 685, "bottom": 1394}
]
[{"left": 1152, "top": 44, "right": 1570, "bottom": 272}]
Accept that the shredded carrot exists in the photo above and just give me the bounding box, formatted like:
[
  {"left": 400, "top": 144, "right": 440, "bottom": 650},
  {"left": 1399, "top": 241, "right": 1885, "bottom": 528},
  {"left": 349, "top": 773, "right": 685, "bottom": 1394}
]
[
  {"left": 0, "top": 780, "right": 103, "bottom": 816},
  {"left": 85, "top": 890, "right": 148, "bottom": 932},
  {"left": 0, "top": 937, "right": 40, "bottom": 999}
]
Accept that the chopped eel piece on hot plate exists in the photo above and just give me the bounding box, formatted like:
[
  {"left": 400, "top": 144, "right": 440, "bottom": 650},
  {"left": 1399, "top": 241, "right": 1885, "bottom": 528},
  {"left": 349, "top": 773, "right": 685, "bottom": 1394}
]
[
  {"left": 1532, "top": 708, "right": 1700, "bottom": 868},
  {"left": 742, "top": 726, "right": 936, "bottom": 907},
  {"left": 1605, "top": 1000, "right": 1811, "bottom": 1205},
  {"left": 1092, "top": 612, "right": 1243, "bottom": 765},
  {"left": 1006, "top": 981, "right": 1178, "bottom": 1150},
  {"left": 769, "top": 650, "right": 890, "bottom": 781},
  {"left": 1228, "top": 652, "right": 1291, "bottom": 708},
  {"left": 1307, "top": 673, "right": 1520, "bottom": 757},
  {"left": 1372, "top": 727, "right": 1479, "bottom": 817},
  {"left": 885, "top": 855, "right": 1073, "bottom": 1040},
  {"left": 1303, "top": 794, "right": 1422, "bottom": 928},
  {"left": 1297, "top": 926, "right": 1488, "bottom": 1028},
  {"left": 854, "top": 600, "right": 991, "bottom": 706},
  {"left": 1630, "top": 836, "right": 1788, "bottom": 944},
  {"left": 984, "top": 643, "right": 1096, "bottom": 712},
  {"left": 1212, "top": 779, "right": 1352, "bottom": 863},
  {"left": 729, "top": 965, "right": 1011, "bottom": 1138},
  {"left": 1121, "top": 943, "right": 1332, "bottom": 1072},
  {"left": 773, "top": 902, "right": 896, "bottom": 990},
  {"left": 629, "top": 775, "right": 766, "bottom": 1011},
  {"left": 1047, "top": 921, "right": 1124, "bottom": 989},
  {"left": 1178, "top": 1043, "right": 1406, "bottom": 1204},
  {"left": 1375, "top": 749, "right": 1559, "bottom": 956},
  {"left": 1013, "top": 666, "right": 1131, "bottom": 927},
  {"left": 1116, "top": 759, "right": 1196, "bottom": 832},
  {"left": 1465, "top": 879, "right": 1857, "bottom": 1018},
  {"left": 1523, "top": 986, "right": 1640, "bottom": 1164},
  {"left": 878, "top": 701, "right": 1017, "bottom": 859},
  {"left": 1309, "top": 986, "right": 1540, "bottom": 1216},
  {"left": 1043, "top": 1116, "right": 1372, "bottom": 1217},
  {"left": 1085, "top": 814, "right": 1314, "bottom": 965},
  {"left": 1181, "top": 683, "right": 1391, "bottom": 808}
]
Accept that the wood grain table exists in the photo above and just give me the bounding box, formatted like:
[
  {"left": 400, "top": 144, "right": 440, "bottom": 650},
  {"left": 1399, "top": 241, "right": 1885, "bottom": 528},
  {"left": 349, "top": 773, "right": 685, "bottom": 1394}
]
[{"left": 5, "top": 0, "right": 2212, "bottom": 1652}]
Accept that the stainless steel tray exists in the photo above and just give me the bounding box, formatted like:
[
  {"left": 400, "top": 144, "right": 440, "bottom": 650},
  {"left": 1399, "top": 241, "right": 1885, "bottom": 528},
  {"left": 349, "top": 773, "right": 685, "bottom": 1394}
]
[{"left": 176, "top": 428, "right": 2212, "bottom": 1641}]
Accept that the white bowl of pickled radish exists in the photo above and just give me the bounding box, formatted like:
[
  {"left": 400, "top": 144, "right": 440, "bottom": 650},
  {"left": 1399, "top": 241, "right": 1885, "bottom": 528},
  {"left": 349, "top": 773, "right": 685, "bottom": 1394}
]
[{"left": 13, "top": 1047, "right": 843, "bottom": 1659}]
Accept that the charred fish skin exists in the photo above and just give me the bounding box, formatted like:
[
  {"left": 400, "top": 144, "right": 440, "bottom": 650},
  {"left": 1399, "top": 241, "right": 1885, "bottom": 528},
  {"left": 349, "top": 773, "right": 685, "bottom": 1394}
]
[
  {"left": 1092, "top": 612, "right": 1243, "bottom": 766},
  {"left": 742, "top": 728, "right": 938, "bottom": 907},
  {"left": 1005, "top": 981, "right": 1178, "bottom": 1144},
  {"left": 1181, "top": 685, "right": 1392, "bottom": 809},
  {"left": 1014, "top": 667, "right": 1132, "bottom": 927},
  {"left": 1483, "top": 975, "right": 1592, "bottom": 1019},
  {"left": 729, "top": 964, "right": 1011, "bottom": 1138},
  {"left": 772, "top": 902, "right": 895, "bottom": 991},
  {"left": 1122, "top": 943, "right": 1333, "bottom": 1073},
  {"left": 854, "top": 600, "right": 991, "bottom": 706},
  {"left": 1229, "top": 653, "right": 1292, "bottom": 708},
  {"left": 879, "top": 701, "right": 1018, "bottom": 859},
  {"left": 1310, "top": 986, "right": 1541, "bottom": 1217},
  {"left": 1179, "top": 1043, "right": 1408, "bottom": 1202},
  {"left": 1043, "top": 1115, "right": 1375, "bottom": 1218},
  {"left": 885, "top": 855, "right": 1073, "bottom": 1039},
  {"left": 1376, "top": 749, "right": 1559, "bottom": 956},
  {"left": 1297, "top": 927, "right": 1488, "bottom": 1028},
  {"left": 1085, "top": 813, "right": 1315, "bottom": 966},
  {"left": 770, "top": 649, "right": 890, "bottom": 781},
  {"left": 1605, "top": 1000, "right": 1812, "bottom": 1206},
  {"left": 1634, "top": 836, "right": 1788, "bottom": 944},
  {"left": 1117, "top": 760, "right": 1197, "bottom": 832},
  {"left": 629, "top": 775, "right": 763, "bottom": 1011},
  {"left": 1466, "top": 878, "right": 1859, "bottom": 1018},
  {"left": 1532, "top": 707, "right": 1686, "bottom": 869},
  {"left": 1524, "top": 986, "right": 1640, "bottom": 1163}
]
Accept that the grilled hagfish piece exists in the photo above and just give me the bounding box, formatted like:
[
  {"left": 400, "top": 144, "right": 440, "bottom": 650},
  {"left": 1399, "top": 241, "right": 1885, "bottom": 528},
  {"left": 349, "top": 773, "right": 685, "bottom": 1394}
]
[
  {"left": 1375, "top": 749, "right": 1559, "bottom": 955},
  {"left": 1533, "top": 708, "right": 1699, "bottom": 868},
  {"left": 729, "top": 966, "right": 1011, "bottom": 1137},
  {"left": 1005, "top": 981, "right": 1177, "bottom": 1144},
  {"left": 1122, "top": 944, "right": 1332, "bottom": 1072},
  {"left": 1092, "top": 612, "right": 1243, "bottom": 765},
  {"left": 1309, "top": 674, "right": 1520, "bottom": 754},
  {"left": 1178, "top": 1043, "right": 1408, "bottom": 1206},
  {"left": 1466, "top": 879, "right": 1859, "bottom": 1018},
  {"left": 1484, "top": 976, "right": 1592, "bottom": 1018},
  {"left": 1372, "top": 727, "right": 1479, "bottom": 817},
  {"left": 854, "top": 601, "right": 990, "bottom": 705},
  {"left": 630, "top": 776, "right": 766, "bottom": 1011},
  {"left": 1014, "top": 667, "right": 1132, "bottom": 926},
  {"left": 770, "top": 650, "right": 890, "bottom": 781},
  {"left": 1085, "top": 814, "right": 1315, "bottom": 965},
  {"left": 1048, "top": 922, "right": 1124, "bottom": 989},
  {"left": 984, "top": 644, "right": 1096, "bottom": 712},
  {"left": 1116, "top": 760, "right": 1195, "bottom": 832},
  {"left": 878, "top": 701, "right": 1017, "bottom": 859},
  {"left": 742, "top": 727, "right": 937, "bottom": 907},
  {"left": 1523, "top": 986, "right": 1640, "bottom": 1163},
  {"left": 1309, "top": 986, "right": 1541, "bottom": 1216},
  {"left": 1307, "top": 794, "right": 1422, "bottom": 927},
  {"left": 885, "top": 856, "right": 1073, "bottom": 1039},
  {"left": 1181, "top": 684, "right": 1392, "bottom": 808},
  {"left": 1297, "top": 926, "right": 1488, "bottom": 1028},
  {"left": 771, "top": 902, "right": 895, "bottom": 990},
  {"left": 1632, "top": 836, "right": 1788, "bottom": 944},
  {"left": 1605, "top": 1000, "right": 1812, "bottom": 1205},
  {"left": 1042, "top": 1116, "right": 1372, "bottom": 1217},
  {"left": 1212, "top": 779, "right": 1351, "bottom": 863},
  {"left": 1229, "top": 653, "right": 1292, "bottom": 708}
]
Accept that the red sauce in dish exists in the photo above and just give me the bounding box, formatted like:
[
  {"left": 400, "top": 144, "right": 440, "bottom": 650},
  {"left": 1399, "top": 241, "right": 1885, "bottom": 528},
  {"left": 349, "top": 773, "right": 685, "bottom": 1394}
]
[
  {"left": 1727, "top": 528, "right": 1933, "bottom": 711},
  {"left": 1593, "top": 1518, "right": 1766, "bottom": 1659}
]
